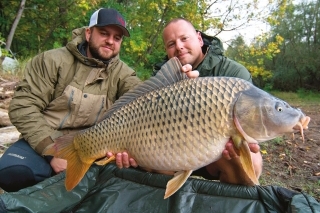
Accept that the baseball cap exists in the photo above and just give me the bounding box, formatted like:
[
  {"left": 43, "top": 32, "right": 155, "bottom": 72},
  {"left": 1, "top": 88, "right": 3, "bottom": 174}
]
[{"left": 89, "top": 8, "right": 130, "bottom": 37}]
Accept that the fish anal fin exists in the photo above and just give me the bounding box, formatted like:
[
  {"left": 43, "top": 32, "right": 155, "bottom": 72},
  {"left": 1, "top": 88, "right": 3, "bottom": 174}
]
[
  {"left": 164, "top": 170, "right": 192, "bottom": 199},
  {"left": 238, "top": 141, "right": 260, "bottom": 185},
  {"left": 94, "top": 156, "right": 115, "bottom": 166}
]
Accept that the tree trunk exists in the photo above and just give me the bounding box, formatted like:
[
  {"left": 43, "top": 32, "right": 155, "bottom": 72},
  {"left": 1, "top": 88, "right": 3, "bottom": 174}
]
[{"left": 5, "top": 0, "right": 26, "bottom": 50}]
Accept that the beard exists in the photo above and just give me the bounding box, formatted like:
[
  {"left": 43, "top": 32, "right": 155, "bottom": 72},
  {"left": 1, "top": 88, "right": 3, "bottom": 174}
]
[{"left": 88, "top": 37, "right": 116, "bottom": 61}]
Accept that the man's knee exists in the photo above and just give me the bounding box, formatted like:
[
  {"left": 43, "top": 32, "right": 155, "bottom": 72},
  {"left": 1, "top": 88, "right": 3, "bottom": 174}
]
[
  {"left": 0, "top": 165, "right": 37, "bottom": 192},
  {"left": 0, "top": 139, "right": 53, "bottom": 192}
]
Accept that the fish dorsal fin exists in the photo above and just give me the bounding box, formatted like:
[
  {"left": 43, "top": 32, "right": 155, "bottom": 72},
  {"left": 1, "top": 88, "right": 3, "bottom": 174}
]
[{"left": 102, "top": 57, "right": 187, "bottom": 120}]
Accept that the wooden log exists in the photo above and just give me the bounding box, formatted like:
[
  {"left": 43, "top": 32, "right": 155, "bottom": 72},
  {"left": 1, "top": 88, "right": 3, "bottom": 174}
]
[
  {"left": 0, "top": 108, "right": 12, "bottom": 126},
  {"left": 0, "top": 126, "right": 20, "bottom": 145}
]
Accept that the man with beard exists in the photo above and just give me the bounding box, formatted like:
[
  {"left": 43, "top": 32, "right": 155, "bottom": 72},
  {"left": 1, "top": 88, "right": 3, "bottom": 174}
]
[{"left": 0, "top": 8, "right": 145, "bottom": 192}]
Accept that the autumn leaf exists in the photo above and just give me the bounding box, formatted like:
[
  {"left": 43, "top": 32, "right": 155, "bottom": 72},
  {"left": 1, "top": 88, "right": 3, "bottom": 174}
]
[{"left": 261, "top": 150, "right": 268, "bottom": 155}]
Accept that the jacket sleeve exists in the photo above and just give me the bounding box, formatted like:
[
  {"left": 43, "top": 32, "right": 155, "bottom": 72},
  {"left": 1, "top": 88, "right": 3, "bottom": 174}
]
[
  {"left": 220, "top": 58, "right": 253, "bottom": 83},
  {"left": 8, "top": 52, "right": 61, "bottom": 154},
  {"left": 198, "top": 46, "right": 253, "bottom": 83},
  {"left": 115, "top": 62, "right": 142, "bottom": 100}
]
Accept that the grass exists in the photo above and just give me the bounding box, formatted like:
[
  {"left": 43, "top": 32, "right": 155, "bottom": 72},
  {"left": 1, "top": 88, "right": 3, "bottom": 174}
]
[
  {"left": 258, "top": 92, "right": 320, "bottom": 202},
  {"left": 269, "top": 90, "right": 320, "bottom": 105}
]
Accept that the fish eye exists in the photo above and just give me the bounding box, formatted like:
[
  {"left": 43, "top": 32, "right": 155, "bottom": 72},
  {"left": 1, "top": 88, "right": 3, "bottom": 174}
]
[{"left": 275, "top": 103, "right": 283, "bottom": 112}]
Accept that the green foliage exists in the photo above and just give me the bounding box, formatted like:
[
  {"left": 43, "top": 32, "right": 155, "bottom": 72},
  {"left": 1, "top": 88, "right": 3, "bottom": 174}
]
[
  {"left": 226, "top": 0, "right": 320, "bottom": 91},
  {"left": 0, "top": 0, "right": 282, "bottom": 79},
  {"left": 1, "top": 0, "right": 318, "bottom": 88},
  {"left": 225, "top": 33, "right": 283, "bottom": 88},
  {"left": 270, "top": 0, "right": 320, "bottom": 91},
  {"left": 296, "top": 89, "right": 320, "bottom": 101},
  {"left": 269, "top": 90, "right": 320, "bottom": 106}
]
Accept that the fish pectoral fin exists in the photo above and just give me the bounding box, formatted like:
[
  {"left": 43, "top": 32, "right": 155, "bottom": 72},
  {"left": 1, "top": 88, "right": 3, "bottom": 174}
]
[
  {"left": 239, "top": 141, "right": 260, "bottom": 185},
  {"left": 94, "top": 156, "right": 115, "bottom": 166},
  {"left": 164, "top": 170, "right": 192, "bottom": 199}
]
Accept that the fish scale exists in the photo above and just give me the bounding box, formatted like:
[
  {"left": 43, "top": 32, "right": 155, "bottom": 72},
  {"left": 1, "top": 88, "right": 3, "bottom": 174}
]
[
  {"left": 44, "top": 57, "right": 310, "bottom": 199},
  {"left": 75, "top": 77, "right": 245, "bottom": 171}
]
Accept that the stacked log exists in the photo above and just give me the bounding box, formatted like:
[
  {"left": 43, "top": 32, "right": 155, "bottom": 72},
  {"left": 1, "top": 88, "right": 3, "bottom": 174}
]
[{"left": 0, "top": 79, "right": 20, "bottom": 148}]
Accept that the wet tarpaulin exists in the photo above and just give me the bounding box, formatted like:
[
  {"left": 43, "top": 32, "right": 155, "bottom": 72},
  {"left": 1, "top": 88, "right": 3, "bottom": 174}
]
[{"left": 0, "top": 164, "right": 319, "bottom": 213}]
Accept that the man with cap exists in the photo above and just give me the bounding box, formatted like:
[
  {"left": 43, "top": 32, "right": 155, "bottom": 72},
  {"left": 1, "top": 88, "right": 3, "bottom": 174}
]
[
  {"left": 0, "top": 8, "right": 198, "bottom": 192},
  {"left": 0, "top": 8, "right": 142, "bottom": 192}
]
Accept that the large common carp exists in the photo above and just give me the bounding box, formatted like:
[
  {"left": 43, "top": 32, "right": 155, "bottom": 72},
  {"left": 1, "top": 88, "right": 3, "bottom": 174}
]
[{"left": 44, "top": 57, "right": 310, "bottom": 199}]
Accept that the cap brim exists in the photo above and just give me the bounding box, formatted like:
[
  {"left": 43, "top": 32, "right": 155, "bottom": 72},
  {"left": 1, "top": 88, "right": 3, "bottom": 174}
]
[{"left": 93, "top": 24, "right": 130, "bottom": 37}]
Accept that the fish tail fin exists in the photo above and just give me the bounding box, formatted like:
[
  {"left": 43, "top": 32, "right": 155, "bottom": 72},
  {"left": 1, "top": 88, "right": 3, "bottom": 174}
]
[
  {"left": 164, "top": 170, "right": 192, "bottom": 199},
  {"left": 65, "top": 153, "right": 92, "bottom": 191},
  {"left": 43, "top": 133, "right": 93, "bottom": 191}
]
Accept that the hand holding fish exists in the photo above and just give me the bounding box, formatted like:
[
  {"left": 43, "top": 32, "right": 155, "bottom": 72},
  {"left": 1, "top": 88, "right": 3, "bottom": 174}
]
[
  {"left": 181, "top": 64, "right": 199, "bottom": 78},
  {"left": 222, "top": 141, "right": 261, "bottom": 160},
  {"left": 202, "top": 140, "right": 262, "bottom": 186},
  {"left": 107, "top": 63, "right": 198, "bottom": 170},
  {"left": 44, "top": 57, "right": 310, "bottom": 199},
  {"left": 106, "top": 152, "right": 138, "bottom": 169},
  {"left": 109, "top": 139, "right": 262, "bottom": 183},
  {"left": 50, "top": 157, "right": 67, "bottom": 174}
]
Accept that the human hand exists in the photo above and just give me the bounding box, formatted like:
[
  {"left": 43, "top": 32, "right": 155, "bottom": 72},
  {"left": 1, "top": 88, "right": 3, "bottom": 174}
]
[
  {"left": 181, "top": 64, "right": 199, "bottom": 78},
  {"left": 222, "top": 139, "right": 260, "bottom": 160},
  {"left": 106, "top": 152, "right": 138, "bottom": 169},
  {"left": 204, "top": 139, "right": 262, "bottom": 184},
  {"left": 50, "top": 157, "right": 67, "bottom": 174}
]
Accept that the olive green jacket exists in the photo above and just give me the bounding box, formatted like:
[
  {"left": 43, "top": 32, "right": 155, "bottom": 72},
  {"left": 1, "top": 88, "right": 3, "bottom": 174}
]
[
  {"left": 153, "top": 36, "right": 252, "bottom": 84},
  {"left": 196, "top": 45, "right": 252, "bottom": 83},
  {"left": 9, "top": 27, "right": 141, "bottom": 154}
]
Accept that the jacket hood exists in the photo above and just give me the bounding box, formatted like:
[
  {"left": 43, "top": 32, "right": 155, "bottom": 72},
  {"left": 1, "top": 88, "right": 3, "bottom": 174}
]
[{"left": 66, "top": 27, "right": 120, "bottom": 68}]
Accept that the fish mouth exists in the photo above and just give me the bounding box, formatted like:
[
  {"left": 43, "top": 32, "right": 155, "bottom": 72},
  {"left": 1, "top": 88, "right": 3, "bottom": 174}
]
[{"left": 292, "top": 116, "right": 310, "bottom": 142}]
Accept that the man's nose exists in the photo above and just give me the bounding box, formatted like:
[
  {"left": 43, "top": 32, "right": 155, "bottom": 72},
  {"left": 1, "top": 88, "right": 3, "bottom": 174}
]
[
  {"left": 105, "top": 36, "right": 114, "bottom": 44},
  {"left": 176, "top": 40, "right": 183, "bottom": 49}
]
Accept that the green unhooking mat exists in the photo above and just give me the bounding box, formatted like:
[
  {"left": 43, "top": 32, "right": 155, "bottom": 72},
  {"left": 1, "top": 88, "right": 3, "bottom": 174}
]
[{"left": 0, "top": 164, "right": 319, "bottom": 213}]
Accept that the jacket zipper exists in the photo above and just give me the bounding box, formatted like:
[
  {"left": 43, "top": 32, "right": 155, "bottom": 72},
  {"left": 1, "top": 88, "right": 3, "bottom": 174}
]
[
  {"left": 59, "top": 89, "right": 74, "bottom": 129},
  {"left": 94, "top": 97, "right": 105, "bottom": 124}
]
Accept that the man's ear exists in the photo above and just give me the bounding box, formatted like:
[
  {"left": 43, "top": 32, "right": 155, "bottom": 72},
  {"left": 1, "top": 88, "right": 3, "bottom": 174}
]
[
  {"left": 197, "top": 31, "right": 204, "bottom": 47},
  {"left": 85, "top": 28, "right": 91, "bottom": 42}
]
